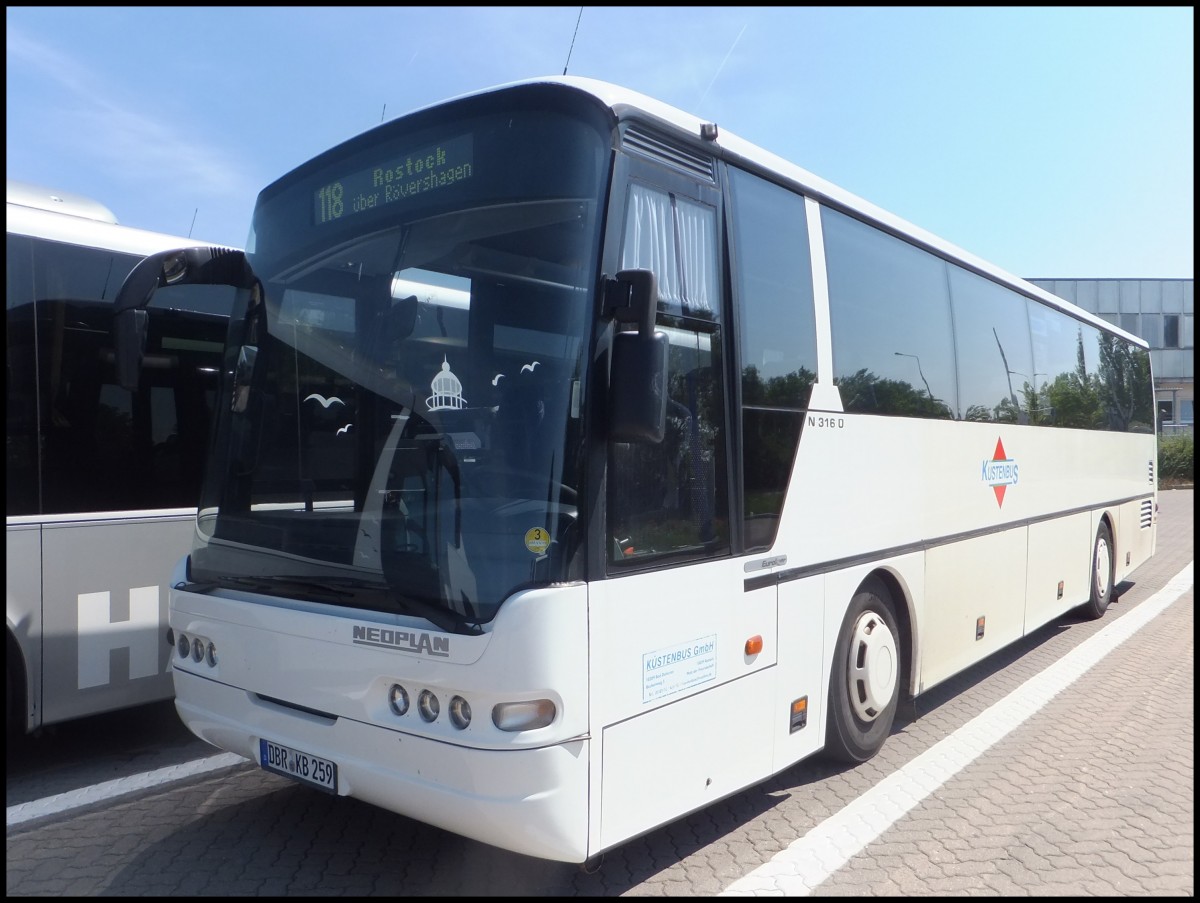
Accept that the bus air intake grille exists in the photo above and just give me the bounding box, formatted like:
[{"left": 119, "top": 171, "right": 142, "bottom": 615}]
[
  {"left": 1140, "top": 499, "right": 1153, "bottom": 529},
  {"left": 1148, "top": 460, "right": 1155, "bottom": 483},
  {"left": 254, "top": 693, "right": 337, "bottom": 724},
  {"left": 623, "top": 126, "right": 716, "bottom": 183}
]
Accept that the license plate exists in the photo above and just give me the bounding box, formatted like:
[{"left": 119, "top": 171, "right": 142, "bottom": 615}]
[{"left": 259, "top": 738, "right": 337, "bottom": 793}]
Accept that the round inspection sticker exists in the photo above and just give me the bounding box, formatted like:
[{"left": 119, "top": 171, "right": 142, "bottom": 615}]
[{"left": 524, "top": 527, "right": 550, "bottom": 555}]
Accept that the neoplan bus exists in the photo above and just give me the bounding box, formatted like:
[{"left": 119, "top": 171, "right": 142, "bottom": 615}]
[
  {"left": 114, "top": 78, "right": 1157, "bottom": 862},
  {"left": 6, "top": 180, "right": 233, "bottom": 735}
]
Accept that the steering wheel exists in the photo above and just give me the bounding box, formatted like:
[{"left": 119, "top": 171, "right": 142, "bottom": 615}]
[{"left": 469, "top": 464, "right": 578, "bottom": 504}]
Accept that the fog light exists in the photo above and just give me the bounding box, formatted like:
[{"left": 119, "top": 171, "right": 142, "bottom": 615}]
[
  {"left": 449, "top": 696, "right": 472, "bottom": 730},
  {"left": 388, "top": 684, "right": 410, "bottom": 716},
  {"left": 492, "top": 699, "right": 556, "bottom": 731},
  {"left": 417, "top": 690, "right": 440, "bottom": 722},
  {"left": 191, "top": 636, "right": 204, "bottom": 662},
  {"left": 177, "top": 633, "right": 190, "bottom": 658},
  {"left": 205, "top": 641, "right": 218, "bottom": 667}
]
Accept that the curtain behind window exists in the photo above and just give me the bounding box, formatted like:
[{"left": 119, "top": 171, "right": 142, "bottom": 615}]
[{"left": 621, "top": 183, "right": 716, "bottom": 317}]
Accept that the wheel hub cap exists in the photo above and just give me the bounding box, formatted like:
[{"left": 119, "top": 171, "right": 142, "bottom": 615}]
[
  {"left": 1095, "top": 539, "right": 1111, "bottom": 597},
  {"left": 848, "top": 611, "right": 898, "bottom": 722}
]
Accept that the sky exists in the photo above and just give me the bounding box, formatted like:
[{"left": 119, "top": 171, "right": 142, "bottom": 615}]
[{"left": 6, "top": 6, "right": 1194, "bottom": 279}]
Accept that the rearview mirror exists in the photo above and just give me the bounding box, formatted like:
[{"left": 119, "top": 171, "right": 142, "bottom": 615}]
[
  {"left": 610, "top": 331, "right": 668, "bottom": 443},
  {"left": 112, "top": 246, "right": 256, "bottom": 390}
]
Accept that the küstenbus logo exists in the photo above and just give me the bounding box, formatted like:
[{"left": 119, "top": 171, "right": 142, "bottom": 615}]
[{"left": 982, "top": 438, "right": 1018, "bottom": 507}]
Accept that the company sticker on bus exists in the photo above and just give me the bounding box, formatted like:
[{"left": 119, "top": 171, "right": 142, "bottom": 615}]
[
  {"left": 642, "top": 635, "right": 717, "bottom": 703},
  {"left": 982, "top": 437, "right": 1019, "bottom": 507}
]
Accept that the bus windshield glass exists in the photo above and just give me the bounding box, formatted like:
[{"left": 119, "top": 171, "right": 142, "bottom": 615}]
[{"left": 189, "top": 103, "right": 610, "bottom": 629}]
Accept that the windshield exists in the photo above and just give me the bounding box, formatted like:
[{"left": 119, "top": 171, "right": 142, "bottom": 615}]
[{"left": 189, "top": 102, "right": 610, "bottom": 629}]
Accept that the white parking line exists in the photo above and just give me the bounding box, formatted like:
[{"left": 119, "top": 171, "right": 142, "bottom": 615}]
[
  {"left": 720, "top": 561, "right": 1194, "bottom": 896},
  {"left": 6, "top": 752, "right": 249, "bottom": 828}
]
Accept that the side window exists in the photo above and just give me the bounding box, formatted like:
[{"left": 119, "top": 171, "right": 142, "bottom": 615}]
[
  {"left": 30, "top": 243, "right": 142, "bottom": 515},
  {"left": 948, "top": 265, "right": 1035, "bottom": 423},
  {"left": 13, "top": 237, "right": 228, "bottom": 515},
  {"left": 6, "top": 234, "right": 40, "bottom": 516},
  {"left": 823, "top": 207, "right": 956, "bottom": 419},
  {"left": 728, "top": 169, "right": 816, "bottom": 550},
  {"left": 1095, "top": 331, "right": 1154, "bottom": 433},
  {"left": 1028, "top": 302, "right": 1103, "bottom": 429},
  {"left": 609, "top": 181, "right": 729, "bottom": 565}
]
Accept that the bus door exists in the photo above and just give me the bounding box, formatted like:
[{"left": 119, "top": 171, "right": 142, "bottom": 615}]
[{"left": 588, "top": 149, "right": 779, "bottom": 852}]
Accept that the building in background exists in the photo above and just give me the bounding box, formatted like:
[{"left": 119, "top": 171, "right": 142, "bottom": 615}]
[{"left": 1028, "top": 279, "right": 1194, "bottom": 435}]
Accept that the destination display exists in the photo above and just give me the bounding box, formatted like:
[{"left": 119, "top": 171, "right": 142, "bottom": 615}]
[{"left": 313, "top": 133, "right": 474, "bottom": 225}]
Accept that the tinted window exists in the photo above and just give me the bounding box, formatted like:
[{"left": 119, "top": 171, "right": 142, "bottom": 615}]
[
  {"left": 728, "top": 169, "right": 815, "bottom": 550},
  {"left": 1096, "top": 329, "right": 1154, "bottom": 433},
  {"left": 6, "top": 233, "right": 230, "bottom": 516},
  {"left": 948, "top": 265, "right": 1034, "bottom": 423},
  {"left": 1164, "top": 314, "right": 1180, "bottom": 348},
  {"left": 1028, "top": 302, "right": 1106, "bottom": 429},
  {"left": 823, "top": 207, "right": 955, "bottom": 419},
  {"left": 610, "top": 182, "right": 728, "bottom": 565},
  {"left": 6, "top": 234, "right": 40, "bottom": 515}
]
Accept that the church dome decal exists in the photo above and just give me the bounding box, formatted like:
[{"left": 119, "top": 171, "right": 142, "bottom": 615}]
[{"left": 427, "top": 356, "right": 467, "bottom": 411}]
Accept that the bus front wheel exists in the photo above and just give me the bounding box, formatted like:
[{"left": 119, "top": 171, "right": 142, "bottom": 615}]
[
  {"left": 1080, "top": 521, "right": 1115, "bottom": 621},
  {"left": 825, "top": 577, "right": 900, "bottom": 764}
]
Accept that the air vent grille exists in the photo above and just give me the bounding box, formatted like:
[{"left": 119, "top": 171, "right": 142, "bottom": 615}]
[
  {"left": 623, "top": 126, "right": 716, "bottom": 182},
  {"left": 1140, "top": 499, "right": 1154, "bottom": 529}
]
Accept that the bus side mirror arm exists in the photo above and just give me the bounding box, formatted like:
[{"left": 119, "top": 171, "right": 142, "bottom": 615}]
[
  {"left": 604, "top": 269, "right": 669, "bottom": 444},
  {"left": 112, "top": 246, "right": 257, "bottom": 391},
  {"left": 113, "top": 308, "right": 150, "bottom": 391},
  {"left": 604, "top": 269, "right": 657, "bottom": 338}
]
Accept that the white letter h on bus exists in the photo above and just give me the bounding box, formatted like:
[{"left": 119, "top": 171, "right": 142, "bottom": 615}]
[{"left": 77, "top": 587, "right": 160, "bottom": 689}]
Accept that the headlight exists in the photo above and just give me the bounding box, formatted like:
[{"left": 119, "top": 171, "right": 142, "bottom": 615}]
[
  {"left": 417, "top": 690, "right": 440, "bottom": 722},
  {"left": 388, "top": 684, "right": 410, "bottom": 716},
  {"left": 448, "top": 696, "right": 472, "bottom": 730},
  {"left": 492, "top": 699, "right": 556, "bottom": 731}
]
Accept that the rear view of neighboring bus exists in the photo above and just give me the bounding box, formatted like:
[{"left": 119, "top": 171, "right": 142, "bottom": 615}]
[{"left": 6, "top": 180, "right": 234, "bottom": 735}]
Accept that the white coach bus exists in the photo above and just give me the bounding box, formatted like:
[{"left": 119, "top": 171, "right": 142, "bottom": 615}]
[
  {"left": 114, "top": 78, "right": 1157, "bottom": 862},
  {"left": 6, "top": 180, "right": 232, "bottom": 734}
]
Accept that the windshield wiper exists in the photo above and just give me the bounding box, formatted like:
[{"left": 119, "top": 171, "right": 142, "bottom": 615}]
[
  {"left": 214, "top": 575, "right": 358, "bottom": 604},
  {"left": 303, "top": 573, "right": 483, "bottom": 636},
  {"left": 390, "top": 590, "right": 483, "bottom": 636}
]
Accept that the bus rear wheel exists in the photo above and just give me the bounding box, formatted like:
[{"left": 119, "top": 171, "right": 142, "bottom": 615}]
[
  {"left": 1080, "top": 521, "right": 1115, "bottom": 620},
  {"left": 825, "top": 577, "right": 900, "bottom": 764}
]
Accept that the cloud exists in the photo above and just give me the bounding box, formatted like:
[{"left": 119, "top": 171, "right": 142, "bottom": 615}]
[
  {"left": 7, "top": 25, "right": 99, "bottom": 96},
  {"left": 6, "top": 25, "right": 254, "bottom": 200}
]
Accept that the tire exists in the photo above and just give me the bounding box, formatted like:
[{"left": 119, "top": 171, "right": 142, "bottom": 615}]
[
  {"left": 824, "top": 576, "right": 901, "bottom": 764},
  {"left": 1080, "top": 521, "right": 1115, "bottom": 620}
]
